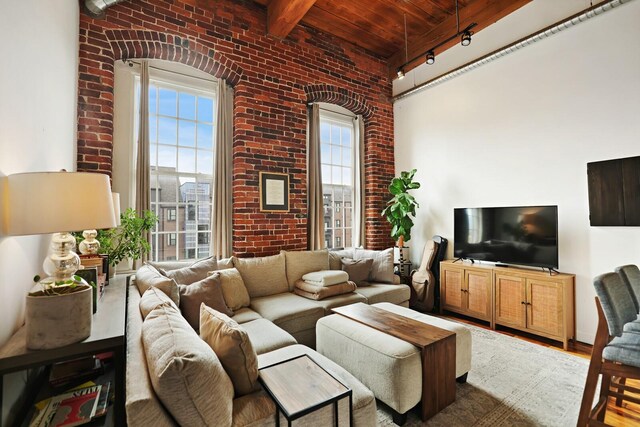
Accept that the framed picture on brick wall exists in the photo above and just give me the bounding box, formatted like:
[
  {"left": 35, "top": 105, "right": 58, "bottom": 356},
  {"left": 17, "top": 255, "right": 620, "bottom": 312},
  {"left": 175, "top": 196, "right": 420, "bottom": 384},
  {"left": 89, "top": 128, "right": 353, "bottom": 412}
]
[{"left": 259, "top": 172, "right": 290, "bottom": 212}]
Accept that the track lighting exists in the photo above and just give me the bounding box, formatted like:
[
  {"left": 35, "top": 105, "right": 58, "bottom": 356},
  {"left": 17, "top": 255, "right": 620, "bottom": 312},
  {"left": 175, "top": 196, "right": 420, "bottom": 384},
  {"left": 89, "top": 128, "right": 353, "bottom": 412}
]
[
  {"left": 461, "top": 30, "right": 472, "bottom": 46},
  {"left": 397, "top": 68, "right": 405, "bottom": 80},
  {"left": 425, "top": 51, "right": 435, "bottom": 65}
]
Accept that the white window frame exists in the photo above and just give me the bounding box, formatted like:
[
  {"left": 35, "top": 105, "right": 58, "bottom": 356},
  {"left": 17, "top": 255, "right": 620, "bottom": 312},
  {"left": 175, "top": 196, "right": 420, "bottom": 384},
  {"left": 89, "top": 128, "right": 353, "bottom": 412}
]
[
  {"left": 112, "top": 60, "right": 217, "bottom": 262},
  {"left": 320, "top": 107, "right": 356, "bottom": 249}
]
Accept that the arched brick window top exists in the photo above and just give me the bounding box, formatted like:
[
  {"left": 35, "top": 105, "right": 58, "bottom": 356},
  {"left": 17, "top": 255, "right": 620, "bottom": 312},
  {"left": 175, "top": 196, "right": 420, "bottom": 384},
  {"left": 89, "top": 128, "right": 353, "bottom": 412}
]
[
  {"left": 105, "top": 30, "right": 243, "bottom": 86},
  {"left": 304, "top": 84, "right": 374, "bottom": 119}
]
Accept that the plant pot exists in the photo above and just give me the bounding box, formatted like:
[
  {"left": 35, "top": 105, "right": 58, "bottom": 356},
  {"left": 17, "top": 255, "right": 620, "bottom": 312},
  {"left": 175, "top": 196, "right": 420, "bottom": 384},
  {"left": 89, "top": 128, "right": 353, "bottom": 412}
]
[{"left": 25, "top": 284, "right": 92, "bottom": 350}]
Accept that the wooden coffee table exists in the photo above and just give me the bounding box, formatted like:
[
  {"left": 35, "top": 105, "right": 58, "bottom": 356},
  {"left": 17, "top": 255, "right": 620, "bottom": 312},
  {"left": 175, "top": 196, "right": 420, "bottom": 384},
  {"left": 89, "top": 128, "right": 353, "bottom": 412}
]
[
  {"left": 332, "top": 303, "right": 456, "bottom": 421},
  {"left": 258, "top": 354, "right": 352, "bottom": 427}
]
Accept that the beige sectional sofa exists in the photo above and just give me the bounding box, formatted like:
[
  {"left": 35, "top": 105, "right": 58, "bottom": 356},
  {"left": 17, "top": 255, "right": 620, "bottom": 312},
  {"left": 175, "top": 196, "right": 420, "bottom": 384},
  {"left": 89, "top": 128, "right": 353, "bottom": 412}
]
[{"left": 126, "top": 248, "right": 410, "bottom": 426}]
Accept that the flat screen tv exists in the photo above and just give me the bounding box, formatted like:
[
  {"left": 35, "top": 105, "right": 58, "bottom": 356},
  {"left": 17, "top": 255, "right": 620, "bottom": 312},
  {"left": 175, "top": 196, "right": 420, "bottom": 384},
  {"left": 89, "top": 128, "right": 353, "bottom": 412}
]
[{"left": 454, "top": 205, "right": 559, "bottom": 269}]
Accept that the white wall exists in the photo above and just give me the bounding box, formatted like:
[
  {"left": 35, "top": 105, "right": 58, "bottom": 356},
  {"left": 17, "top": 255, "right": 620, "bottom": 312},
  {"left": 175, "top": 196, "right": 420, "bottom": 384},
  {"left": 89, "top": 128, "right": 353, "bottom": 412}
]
[
  {"left": 0, "top": 0, "right": 79, "bottom": 421},
  {"left": 394, "top": 0, "right": 640, "bottom": 344}
]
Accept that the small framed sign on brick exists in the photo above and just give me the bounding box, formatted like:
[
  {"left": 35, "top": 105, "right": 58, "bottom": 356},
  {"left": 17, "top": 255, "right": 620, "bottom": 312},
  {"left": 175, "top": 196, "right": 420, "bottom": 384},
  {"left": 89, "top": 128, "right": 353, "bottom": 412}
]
[{"left": 259, "top": 172, "right": 290, "bottom": 212}]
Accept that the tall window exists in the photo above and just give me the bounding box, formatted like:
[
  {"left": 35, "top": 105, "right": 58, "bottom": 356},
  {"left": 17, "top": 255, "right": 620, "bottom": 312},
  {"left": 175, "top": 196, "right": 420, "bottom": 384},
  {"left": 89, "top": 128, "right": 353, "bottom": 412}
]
[
  {"left": 321, "top": 111, "right": 355, "bottom": 249},
  {"left": 141, "top": 77, "right": 216, "bottom": 262}
]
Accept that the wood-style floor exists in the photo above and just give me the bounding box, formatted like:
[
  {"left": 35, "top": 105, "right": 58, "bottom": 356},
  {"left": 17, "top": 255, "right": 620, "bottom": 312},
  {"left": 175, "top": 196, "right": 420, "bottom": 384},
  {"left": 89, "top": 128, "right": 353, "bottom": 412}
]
[{"left": 442, "top": 313, "right": 640, "bottom": 426}]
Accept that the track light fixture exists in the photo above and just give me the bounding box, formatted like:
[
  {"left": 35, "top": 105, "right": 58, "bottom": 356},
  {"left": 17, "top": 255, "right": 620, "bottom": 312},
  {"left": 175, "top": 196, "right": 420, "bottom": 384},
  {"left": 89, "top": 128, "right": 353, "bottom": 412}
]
[
  {"left": 461, "top": 30, "right": 472, "bottom": 46},
  {"left": 425, "top": 51, "right": 435, "bottom": 65},
  {"left": 394, "top": 0, "right": 477, "bottom": 80}
]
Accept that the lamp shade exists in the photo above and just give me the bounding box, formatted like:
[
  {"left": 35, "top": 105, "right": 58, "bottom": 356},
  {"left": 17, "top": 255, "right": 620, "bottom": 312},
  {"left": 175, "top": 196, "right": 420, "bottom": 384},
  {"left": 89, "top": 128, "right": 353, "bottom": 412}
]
[
  {"left": 112, "top": 192, "right": 121, "bottom": 226},
  {"left": 4, "top": 172, "right": 117, "bottom": 236}
]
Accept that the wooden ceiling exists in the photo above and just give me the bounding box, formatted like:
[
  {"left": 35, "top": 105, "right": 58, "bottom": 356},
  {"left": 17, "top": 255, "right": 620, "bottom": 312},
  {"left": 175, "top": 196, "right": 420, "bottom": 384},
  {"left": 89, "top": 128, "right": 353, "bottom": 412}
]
[{"left": 252, "top": 0, "right": 532, "bottom": 78}]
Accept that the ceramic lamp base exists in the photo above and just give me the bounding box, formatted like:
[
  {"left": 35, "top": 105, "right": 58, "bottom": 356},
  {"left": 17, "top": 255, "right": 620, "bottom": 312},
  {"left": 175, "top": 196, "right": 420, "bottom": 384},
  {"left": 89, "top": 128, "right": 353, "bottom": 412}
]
[{"left": 25, "top": 285, "right": 92, "bottom": 350}]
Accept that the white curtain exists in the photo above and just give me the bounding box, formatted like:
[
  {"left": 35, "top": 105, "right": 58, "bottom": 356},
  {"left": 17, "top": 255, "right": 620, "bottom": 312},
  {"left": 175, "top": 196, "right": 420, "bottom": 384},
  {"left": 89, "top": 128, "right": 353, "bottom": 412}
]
[
  {"left": 211, "top": 79, "right": 234, "bottom": 258},
  {"left": 135, "top": 60, "right": 150, "bottom": 265},
  {"left": 307, "top": 104, "right": 325, "bottom": 250},
  {"left": 353, "top": 115, "right": 365, "bottom": 248}
]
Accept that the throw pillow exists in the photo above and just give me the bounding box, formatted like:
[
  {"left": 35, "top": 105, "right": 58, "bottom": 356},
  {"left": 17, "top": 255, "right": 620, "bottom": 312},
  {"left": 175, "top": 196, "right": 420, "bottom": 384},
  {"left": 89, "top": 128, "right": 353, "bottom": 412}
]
[
  {"left": 217, "top": 257, "right": 234, "bottom": 270},
  {"left": 179, "top": 274, "right": 233, "bottom": 330},
  {"left": 329, "top": 248, "right": 354, "bottom": 270},
  {"left": 354, "top": 248, "right": 395, "bottom": 283},
  {"left": 135, "top": 264, "right": 180, "bottom": 305},
  {"left": 160, "top": 256, "right": 218, "bottom": 285},
  {"left": 214, "top": 268, "right": 251, "bottom": 311},
  {"left": 200, "top": 304, "right": 260, "bottom": 397},
  {"left": 232, "top": 253, "right": 288, "bottom": 298},
  {"left": 142, "top": 302, "right": 234, "bottom": 426},
  {"left": 139, "top": 286, "right": 178, "bottom": 319},
  {"left": 282, "top": 249, "right": 329, "bottom": 290},
  {"left": 341, "top": 258, "right": 373, "bottom": 286}
]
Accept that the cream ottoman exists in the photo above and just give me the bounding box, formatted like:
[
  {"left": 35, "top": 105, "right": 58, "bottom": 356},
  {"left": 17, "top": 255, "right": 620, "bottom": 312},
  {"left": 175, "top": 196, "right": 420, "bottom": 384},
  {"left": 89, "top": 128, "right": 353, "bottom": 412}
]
[{"left": 316, "top": 302, "right": 471, "bottom": 425}]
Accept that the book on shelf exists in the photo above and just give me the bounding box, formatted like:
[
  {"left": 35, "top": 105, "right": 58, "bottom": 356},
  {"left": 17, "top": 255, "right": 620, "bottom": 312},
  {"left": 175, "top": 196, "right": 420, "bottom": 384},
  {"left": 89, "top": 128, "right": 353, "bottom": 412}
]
[
  {"left": 93, "top": 381, "right": 111, "bottom": 418},
  {"left": 49, "top": 357, "right": 103, "bottom": 388},
  {"left": 29, "top": 385, "right": 101, "bottom": 427}
]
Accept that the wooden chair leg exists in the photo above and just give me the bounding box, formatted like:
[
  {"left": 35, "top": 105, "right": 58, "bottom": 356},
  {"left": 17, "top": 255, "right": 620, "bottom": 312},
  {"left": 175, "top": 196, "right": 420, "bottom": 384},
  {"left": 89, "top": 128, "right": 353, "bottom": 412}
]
[
  {"left": 578, "top": 356, "right": 603, "bottom": 426},
  {"left": 597, "top": 373, "right": 611, "bottom": 422},
  {"left": 577, "top": 298, "right": 610, "bottom": 427},
  {"left": 615, "top": 377, "right": 626, "bottom": 407}
]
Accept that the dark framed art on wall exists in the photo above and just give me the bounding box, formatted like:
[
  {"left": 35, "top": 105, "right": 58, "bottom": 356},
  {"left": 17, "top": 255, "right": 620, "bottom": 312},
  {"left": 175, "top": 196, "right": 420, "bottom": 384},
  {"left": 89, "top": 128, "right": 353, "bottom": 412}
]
[{"left": 259, "top": 172, "right": 290, "bottom": 212}]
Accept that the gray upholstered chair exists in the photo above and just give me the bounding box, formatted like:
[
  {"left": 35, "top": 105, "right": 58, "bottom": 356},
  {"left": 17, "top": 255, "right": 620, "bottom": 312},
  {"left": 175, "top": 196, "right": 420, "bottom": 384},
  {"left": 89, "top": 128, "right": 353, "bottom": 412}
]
[
  {"left": 616, "top": 264, "right": 640, "bottom": 311},
  {"left": 577, "top": 272, "right": 640, "bottom": 426}
]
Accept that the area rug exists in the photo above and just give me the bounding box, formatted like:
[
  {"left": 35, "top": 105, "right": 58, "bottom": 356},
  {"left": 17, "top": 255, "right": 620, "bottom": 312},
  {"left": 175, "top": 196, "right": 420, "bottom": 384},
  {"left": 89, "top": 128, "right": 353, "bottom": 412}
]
[{"left": 377, "top": 323, "right": 590, "bottom": 426}]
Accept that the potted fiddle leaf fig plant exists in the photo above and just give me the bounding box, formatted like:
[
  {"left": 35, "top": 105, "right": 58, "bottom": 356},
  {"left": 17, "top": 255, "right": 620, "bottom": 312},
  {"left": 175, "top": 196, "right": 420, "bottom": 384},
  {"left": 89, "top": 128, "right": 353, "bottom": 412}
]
[{"left": 381, "top": 169, "right": 421, "bottom": 250}]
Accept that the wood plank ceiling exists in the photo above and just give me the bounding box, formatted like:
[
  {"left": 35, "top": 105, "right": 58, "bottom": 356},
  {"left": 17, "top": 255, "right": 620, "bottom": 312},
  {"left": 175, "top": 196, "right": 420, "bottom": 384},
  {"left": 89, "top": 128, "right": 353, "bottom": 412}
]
[{"left": 251, "top": 0, "right": 532, "bottom": 78}]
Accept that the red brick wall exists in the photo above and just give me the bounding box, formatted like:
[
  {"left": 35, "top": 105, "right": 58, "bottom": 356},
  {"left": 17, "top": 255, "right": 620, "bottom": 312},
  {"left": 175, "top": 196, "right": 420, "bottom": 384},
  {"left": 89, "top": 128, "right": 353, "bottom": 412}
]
[{"left": 77, "top": 0, "right": 394, "bottom": 256}]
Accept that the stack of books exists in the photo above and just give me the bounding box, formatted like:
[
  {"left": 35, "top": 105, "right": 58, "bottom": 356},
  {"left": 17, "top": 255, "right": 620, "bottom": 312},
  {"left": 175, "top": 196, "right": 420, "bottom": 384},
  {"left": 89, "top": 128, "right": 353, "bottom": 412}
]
[
  {"left": 48, "top": 357, "right": 104, "bottom": 389},
  {"left": 29, "top": 382, "right": 111, "bottom": 427}
]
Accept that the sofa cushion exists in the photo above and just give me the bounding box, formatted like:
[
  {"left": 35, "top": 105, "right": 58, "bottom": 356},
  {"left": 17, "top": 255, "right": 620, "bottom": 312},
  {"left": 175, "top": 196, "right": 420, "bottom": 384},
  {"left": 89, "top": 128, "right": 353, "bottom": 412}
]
[
  {"left": 125, "top": 284, "right": 177, "bottom": 427},
  {"left": 305, "top": 292, "right": 367, "bottom": 315},
  {"left": 179, "top": 274, "right": 233, "bottom": 330},
  {"left": 232, "top": 307, "right": 263, "bottom": 324},
  {"left": 142, "top": 301, "right": 233, "bottom": 427},
  {"left": 282, "top": 249, "right": 329, "bottom": 290},
  {"left": 159, "top": 257, "right": 218, "bottom": 285},
  {"left": 231, "top": 391, "right": 276, "bottom": 427},
  {"left": 354, "top": 247, "right": 395, "bottom": 284},
  {"left": 341, "top": 258, "right": 373, "bottom": 286},
  {"left": 149, "top": 260, "right": 191, "bottom": 272},
  {"left": 250, "top": 292, "right": 325, "bottom": 335},
  {"left": 233, "top": 253, "right": 288, "bottom": 298},
  {"left": 355, "top": 284, "right": 411, "bottom": 305},
  {"left": 140, "top": 286, "right": 178, "bottom": 319},
  {"left": 240, "top": 318, "right": 297, "bottom": 355},
  {"left": 200, "top": 305, "right": 260, "bottom": 397},
  {"left": 215, "top": 268, "right": 251, "bottom": 311},
  {"left": 329, "top": 248, "right": 354, "bottom": 270},
  {"left": 218, "top": 257, "right": 234, "bottom": 270},
  {"left": 257, "top": 344, "right": 377, "bottom": 426},
  {"left": 135, "top": 264, "right": 180, "bottom": 305}
]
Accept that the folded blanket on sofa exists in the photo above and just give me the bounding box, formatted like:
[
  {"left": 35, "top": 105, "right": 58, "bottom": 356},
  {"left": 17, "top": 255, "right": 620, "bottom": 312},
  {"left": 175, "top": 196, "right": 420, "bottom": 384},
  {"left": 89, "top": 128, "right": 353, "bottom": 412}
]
[
  {"left": 294, "top": 279, "right": 357, "bottom": 300},
  {"left": 301, "top": 270, "right": 349, "bottom": 287}
]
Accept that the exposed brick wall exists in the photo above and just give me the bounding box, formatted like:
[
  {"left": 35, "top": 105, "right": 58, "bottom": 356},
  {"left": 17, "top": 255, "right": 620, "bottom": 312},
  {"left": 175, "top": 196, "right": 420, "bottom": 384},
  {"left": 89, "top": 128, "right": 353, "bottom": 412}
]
[{"left": 77, "top": 0, "right": 394, "bottom": 255}]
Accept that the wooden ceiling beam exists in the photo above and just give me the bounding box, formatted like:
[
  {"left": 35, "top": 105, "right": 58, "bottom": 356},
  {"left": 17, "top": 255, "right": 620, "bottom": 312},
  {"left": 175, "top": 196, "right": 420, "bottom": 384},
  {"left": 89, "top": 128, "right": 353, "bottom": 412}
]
[
  {"left": 388, "top": 0, "right": 532, "bottom": 78},
  {"left": 267, "top": 0, "right": 318, "bottom": 39}
]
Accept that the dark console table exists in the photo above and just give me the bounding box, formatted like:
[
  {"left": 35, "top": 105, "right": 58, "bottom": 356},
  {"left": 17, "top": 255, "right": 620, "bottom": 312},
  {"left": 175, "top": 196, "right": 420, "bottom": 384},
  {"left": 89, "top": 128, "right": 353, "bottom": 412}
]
[{"left": 0, "top": 276, "right": 128, "bottom": 427}]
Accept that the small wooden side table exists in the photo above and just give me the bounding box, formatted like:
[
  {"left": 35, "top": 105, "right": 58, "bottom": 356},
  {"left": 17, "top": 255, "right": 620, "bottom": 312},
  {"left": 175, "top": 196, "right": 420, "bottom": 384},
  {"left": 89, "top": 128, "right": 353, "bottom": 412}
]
[{"left": 259, "top": 354, "right": 352, "bottom": 427}]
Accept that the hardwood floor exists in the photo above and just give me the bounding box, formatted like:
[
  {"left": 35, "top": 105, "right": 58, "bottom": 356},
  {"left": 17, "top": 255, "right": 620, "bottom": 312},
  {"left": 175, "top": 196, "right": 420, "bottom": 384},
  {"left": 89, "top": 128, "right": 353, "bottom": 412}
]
[{"left": 440, "top": 312, "right": 640, "bottom": 426}]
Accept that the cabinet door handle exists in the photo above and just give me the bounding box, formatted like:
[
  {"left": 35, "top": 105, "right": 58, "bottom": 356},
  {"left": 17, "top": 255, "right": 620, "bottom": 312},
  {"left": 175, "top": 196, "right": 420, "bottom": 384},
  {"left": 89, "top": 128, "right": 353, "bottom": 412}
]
[{"left": 521, "top": 301, "right": 526, "bottom": 305}]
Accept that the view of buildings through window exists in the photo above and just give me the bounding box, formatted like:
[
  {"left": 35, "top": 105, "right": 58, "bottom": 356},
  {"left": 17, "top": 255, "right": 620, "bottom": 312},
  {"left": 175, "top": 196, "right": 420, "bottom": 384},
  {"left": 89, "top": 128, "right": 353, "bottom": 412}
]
[
  {"left": 321, "top": 113, "right": 355, "bottom": 249},
  {"left": 142, "top": 79, "right": 216, "bottom": 261}
]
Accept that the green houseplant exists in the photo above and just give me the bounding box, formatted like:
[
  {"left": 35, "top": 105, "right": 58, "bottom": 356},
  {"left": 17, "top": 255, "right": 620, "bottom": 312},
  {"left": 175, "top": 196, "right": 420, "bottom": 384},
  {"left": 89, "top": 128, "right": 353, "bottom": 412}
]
[
  {"left": 381, "top": 169, "right": 421, "bottom": 247},
  {"left": 74, "top": 208, "right": 158, "bottom": 269}
]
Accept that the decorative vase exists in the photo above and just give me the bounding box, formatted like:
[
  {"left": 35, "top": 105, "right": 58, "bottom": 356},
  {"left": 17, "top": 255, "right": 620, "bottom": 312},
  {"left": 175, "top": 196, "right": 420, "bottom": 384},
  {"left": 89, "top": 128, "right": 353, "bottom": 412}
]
[{"left": 25, "top": 284, "right": 92, "bottom": 350}]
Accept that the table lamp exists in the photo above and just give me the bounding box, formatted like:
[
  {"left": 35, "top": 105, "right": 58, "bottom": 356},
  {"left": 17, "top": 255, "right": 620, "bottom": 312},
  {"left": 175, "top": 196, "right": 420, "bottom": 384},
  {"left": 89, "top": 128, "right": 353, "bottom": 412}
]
[
  {"left": 78, "top": 192, "right": 121, "bottom": 255},
  {"left": 3, "top": 171, "right": 116, "bottom": 349}
]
